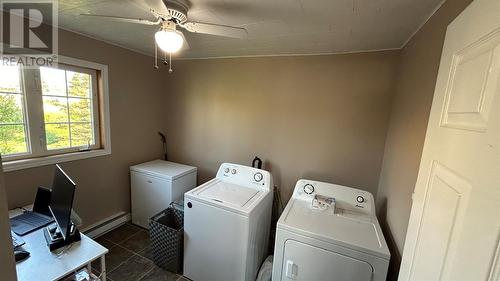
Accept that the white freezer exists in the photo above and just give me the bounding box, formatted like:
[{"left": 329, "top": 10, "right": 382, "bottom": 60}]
[{"left": 130, "top": 160, "right": 197, "bottom": 228}]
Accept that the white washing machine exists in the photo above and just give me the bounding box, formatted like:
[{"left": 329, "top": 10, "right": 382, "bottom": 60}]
[
  {"left": 183, "top": 163, "right": 273, "bottom": 281},
  {"left": 272, "top": 179, "right": 390, "bottom": 281}
]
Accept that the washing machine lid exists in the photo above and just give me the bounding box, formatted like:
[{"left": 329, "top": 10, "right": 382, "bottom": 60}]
[
  {"left": 197, "top": 180, "right": 261, "bottom": 208},
  {"left": 278, "top": 199, "right": 390, "bottom": 260}
]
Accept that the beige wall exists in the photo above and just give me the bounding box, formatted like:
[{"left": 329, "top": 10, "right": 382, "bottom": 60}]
[
  {"left": 376, "top": 0, "right": 473, "bottom": 278},
  {"left": 164, "top": 52, "right": 399, "bottom": 200},
  {"left": 0, "top": 157, "right": 17, "bottom": 281},
  {"left": 3, "top": 29, "right": 169, "bottom": 228}
]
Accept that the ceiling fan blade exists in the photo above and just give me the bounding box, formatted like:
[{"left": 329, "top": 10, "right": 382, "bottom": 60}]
[
  {"left": 80, "top": 14, "right": 161, "bottom": 25},
  {"left": 181, "top": 22, "right": 247, "bottom": 39},
  {"left": 180, "top": 31, "right": 190, "bottom": 50},
  {"left": 144, "top": 0, "right": 172, "bottom": 19}
]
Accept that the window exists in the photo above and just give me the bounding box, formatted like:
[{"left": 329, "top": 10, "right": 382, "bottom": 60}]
[
  {"left": 40, "top": 66, "right": 99, "bottom": 151},
  {"left": 0, "top": 56, "right": 110, "bottom": 171},
  {"left": 0, "top": 65, "right": 28, "bottom": 156}
]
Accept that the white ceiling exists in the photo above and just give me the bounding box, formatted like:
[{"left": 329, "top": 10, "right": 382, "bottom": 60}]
[{"left": 58, "top": 0, "right": 444, "bottom": 58}]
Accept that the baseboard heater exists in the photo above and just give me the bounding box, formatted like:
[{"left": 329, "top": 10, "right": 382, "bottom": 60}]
[{"left": 82, "top": 212, "right": 131, "bottom": 239}]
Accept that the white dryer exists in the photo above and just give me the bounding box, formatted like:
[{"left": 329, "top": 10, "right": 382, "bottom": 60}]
[
  {"left": 183, "top": 163, "right": 273, "bottom": 281},
  {"left": 272, "top": 179, "right": 390, "bottom": 281}
]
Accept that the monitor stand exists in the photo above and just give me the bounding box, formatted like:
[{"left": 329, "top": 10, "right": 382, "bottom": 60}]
[{"left": 43, "top": 222, "right": 81, "bottom": 251}]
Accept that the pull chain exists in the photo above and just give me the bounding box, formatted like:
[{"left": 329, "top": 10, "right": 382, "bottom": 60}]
[
  {"left": 153, "top": 41, "right": 173, "bottom": 73},
  {"left": 154, "top": 41, "right": 159, "bottom": 69},
  {"left": 168, "top": 52, "right": 173, "bottom": 74}
]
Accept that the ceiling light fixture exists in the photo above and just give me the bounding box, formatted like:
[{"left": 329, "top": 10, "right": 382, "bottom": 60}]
[{"left": 155, "top": 21, "right": 183, "bottom": 53}]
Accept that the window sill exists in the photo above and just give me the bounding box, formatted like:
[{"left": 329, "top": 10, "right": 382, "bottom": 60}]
[{"left": 2, "top": 149, "right": 111, "bottom": 172}]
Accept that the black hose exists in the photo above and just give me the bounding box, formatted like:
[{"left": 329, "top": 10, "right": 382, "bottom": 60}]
[{"left": 158, "top": 132, "right": 167, "bottom": 160}]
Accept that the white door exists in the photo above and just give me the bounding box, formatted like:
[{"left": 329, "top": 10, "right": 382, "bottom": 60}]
[{"left": 398, "top": 0, "right": 500, "bottom": 280}]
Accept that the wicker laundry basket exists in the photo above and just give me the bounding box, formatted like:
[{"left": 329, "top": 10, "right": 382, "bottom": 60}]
[{"left": 149, "top": 205, "right": 184, "bottom": 273}]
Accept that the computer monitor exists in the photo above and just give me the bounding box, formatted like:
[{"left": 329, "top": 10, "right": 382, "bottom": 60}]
[{"left": 49, "top": 164, "right": 76, "bottom": 241}]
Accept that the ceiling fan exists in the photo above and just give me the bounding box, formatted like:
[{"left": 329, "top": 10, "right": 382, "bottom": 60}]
[{"left": 80, "top": 0, "right": 248, "bottom": 72}]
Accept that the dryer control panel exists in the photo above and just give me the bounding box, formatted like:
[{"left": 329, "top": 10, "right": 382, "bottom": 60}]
[
  {"left": 216, "top": 163, "right": 272, "bottom": 190},
  {"left": 293, "top": 179, "right": 374, "bottom": 216}
]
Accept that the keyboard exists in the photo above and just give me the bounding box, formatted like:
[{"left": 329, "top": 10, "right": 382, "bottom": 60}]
[
  {"left": 10, "top": 211, "right": 55, "bottom": 236},
  {"left": 11, "top": 231, "right": 25, "bottom": 248}
]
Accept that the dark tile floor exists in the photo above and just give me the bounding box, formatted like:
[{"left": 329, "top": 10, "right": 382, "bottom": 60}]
[{"left": 92, "top": 223, "right": 189, "bottom": 281}]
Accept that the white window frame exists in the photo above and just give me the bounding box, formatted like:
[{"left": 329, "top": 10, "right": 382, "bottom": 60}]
[{"left": 1, "top": 56, "right": 111, "bottom": 172}]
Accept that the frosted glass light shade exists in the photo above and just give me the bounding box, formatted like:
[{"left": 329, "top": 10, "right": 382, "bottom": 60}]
[{"left": 155, "top": 29, "right": 183, "bottom": 53}]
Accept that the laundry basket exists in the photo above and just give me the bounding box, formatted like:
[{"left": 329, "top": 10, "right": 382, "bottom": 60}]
[{"left": 149, "top": 204, "right": 184, "bottom": 273}]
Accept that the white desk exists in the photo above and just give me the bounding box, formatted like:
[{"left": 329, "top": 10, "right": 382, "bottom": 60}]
[{"left": 9, "top": 208, "right": 108, "bottom": 281}]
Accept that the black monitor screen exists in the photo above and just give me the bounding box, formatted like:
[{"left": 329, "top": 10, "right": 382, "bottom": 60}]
[{"left": 49, "top": 165, "right": 76, "bottom": 240}]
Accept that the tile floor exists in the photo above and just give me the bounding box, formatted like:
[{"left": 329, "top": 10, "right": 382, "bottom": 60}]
[{"left": 92, "top": 223, "right": 189, "bottom": 281}]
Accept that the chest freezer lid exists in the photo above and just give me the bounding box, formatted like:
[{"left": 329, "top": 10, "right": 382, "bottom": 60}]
[
  {"left": 197, "top": 181, "right": 260, "bottom": 208},
  {"left": 130, "top": 160, "right": 197, "bottom": 180}
]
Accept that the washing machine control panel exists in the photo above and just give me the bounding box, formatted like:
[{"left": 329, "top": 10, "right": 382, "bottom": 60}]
[
  {"left": 217, "top": 163, "right": 271, "bottom": 190},
  {"left": 294, "top": 180, "right": 374, "bottom": 215}
]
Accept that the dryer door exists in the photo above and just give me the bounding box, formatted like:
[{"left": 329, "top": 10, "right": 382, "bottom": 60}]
[{"left": 281, "top": 240, "right": 373, "bottom": 281}]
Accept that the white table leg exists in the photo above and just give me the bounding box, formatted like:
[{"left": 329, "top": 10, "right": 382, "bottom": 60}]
[
  {"left": 87, "top": 262, "right": 92, "bottom": 274},
  {"left": 100, "top": 255, "right": 106, "bottom": 281}
]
